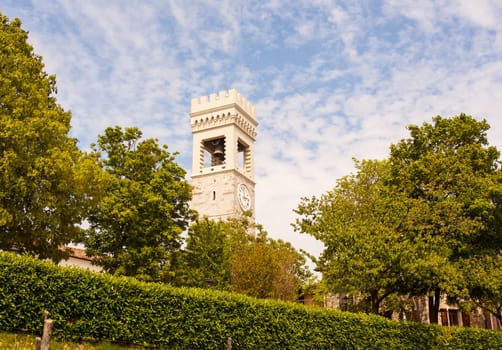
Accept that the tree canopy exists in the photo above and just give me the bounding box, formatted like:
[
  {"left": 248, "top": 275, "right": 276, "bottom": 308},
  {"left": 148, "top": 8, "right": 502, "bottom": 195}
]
[
  {"left": 456, "top": 254, "right": 502, "bottom": 323},
  {"left": 389, "top": 114, "right": 502, "bottom": 322},
  {"left": 176, "top": 215, "right": 311, "bottom": 302},
  {"left": 389, "top": 114, "right": 501, "bottom": 257},
  {"left": 231, "top": 228, "right": 310, "bottom": 301},
  {"left": 295, "top": 114, "right": 502, "bottom": 320},
  {"left": 176, "top": 217, "right": 234, "bottom": 289},
  {"left": 294, "top": 159, "right": 447, "bottom": 314},
  {"left": 0, "top": 14, "right": 99, "bottom": 262},
  {"left": 84, "top": 126, "right": 194, "bottom": 282}
]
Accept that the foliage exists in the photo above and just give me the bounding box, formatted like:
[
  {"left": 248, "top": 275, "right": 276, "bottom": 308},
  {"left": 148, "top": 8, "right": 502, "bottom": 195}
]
[
  {"left": 388, "top": 114, "right": 502, "bottom": 322},
  {"left": 294, "top": 115, "right": 502, "bottom": 321},
  {"left": 176, "top": 217, "right": 233, "bottom": 290},
  {"left": 294, "top": 159, "right": 446, "bottom": 314},
  {"left": 1, "top": 252, "right": 501, "bottom": 350},
  {"left": 455, "top": 255, "right": 502, "bottom": 323},
  {"left": 230, "top": 228, "right": 309, "bottom": 301},
  {"left": 177, "top": 215, "right": 310, "bottom": 302},
  {"left": 84, "top": 126, "right": 194, "bottom": 282},
  {"left": 0, "top": 13, "right": 100, "bottom": 262},
  {"left": 389, "top": 114, "right": 501, "bottom": 257}
]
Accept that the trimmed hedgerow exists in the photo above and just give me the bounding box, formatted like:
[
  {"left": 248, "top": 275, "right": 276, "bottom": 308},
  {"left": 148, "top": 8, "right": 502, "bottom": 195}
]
[{"left": 0, "top": 252, "right": 500, "bottom": 349}]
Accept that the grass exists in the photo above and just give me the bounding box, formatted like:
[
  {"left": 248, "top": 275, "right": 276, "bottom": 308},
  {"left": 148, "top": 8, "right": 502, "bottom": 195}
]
[{"left": 0, "top": 331, "right": 139, "bottom": 350}]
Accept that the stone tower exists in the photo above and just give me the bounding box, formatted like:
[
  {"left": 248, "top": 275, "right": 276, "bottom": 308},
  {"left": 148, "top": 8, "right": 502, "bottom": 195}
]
[{"left": 189, "top": 89, "right": 258, "bottom": 221}]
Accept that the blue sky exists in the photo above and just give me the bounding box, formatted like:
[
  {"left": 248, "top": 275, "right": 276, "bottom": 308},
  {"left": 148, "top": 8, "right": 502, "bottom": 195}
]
[{"left": 2, "top": 1, "right": 502, "bottom": 260}]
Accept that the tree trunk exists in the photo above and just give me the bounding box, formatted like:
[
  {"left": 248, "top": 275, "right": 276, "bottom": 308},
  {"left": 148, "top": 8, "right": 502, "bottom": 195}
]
[
  {"left": 428, "top": 287, "right": 441, "bottom": 324},
  {"left": 370, "top": 290, "right": 380, "bottom": 314}
]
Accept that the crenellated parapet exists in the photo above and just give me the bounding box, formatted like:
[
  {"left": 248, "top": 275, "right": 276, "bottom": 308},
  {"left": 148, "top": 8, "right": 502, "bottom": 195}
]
[{"left": 191, "top": 89, "right": 256, "bottom": 121}]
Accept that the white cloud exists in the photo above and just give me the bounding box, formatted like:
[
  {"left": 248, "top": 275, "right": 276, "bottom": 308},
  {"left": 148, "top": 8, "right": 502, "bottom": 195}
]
[{"left": 457, "top": 0, "right": 501, "bottom": 29}]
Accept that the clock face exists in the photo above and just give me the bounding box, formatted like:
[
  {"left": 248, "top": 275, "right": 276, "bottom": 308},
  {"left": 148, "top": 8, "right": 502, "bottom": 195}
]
[{"left": 237, "top": 183, "right": 251, "bottom": 210}]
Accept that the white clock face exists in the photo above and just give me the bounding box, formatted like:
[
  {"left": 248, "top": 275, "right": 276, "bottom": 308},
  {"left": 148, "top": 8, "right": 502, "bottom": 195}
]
[{"left": 237, "top": 183, "right": 251, "bottom": 210}]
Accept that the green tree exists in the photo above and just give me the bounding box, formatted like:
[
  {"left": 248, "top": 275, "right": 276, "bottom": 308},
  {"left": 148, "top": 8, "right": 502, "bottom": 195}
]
[
  {"left": 0, "top": 14, "right": 99, "bottom": 262},
  {"left": 230, "top": 228, "right": 309, "bottom": 301},
  {"left": 455, "top": 255, "right": 502, "bottom": 324},
  {"left": 176, "top": 215, "right": 309, "bottom": 301},
  {"left": 84, "top": 126, "right": 194, "bottom": 282},
  {"left": 177, "top": 217, "right": 234, "bottom": 289},
  {"left": 389, "top": 114, "right": 501, "bottom": 323},
  {"left": 294, "top": 159, "right": 445, "bottom": 315}
]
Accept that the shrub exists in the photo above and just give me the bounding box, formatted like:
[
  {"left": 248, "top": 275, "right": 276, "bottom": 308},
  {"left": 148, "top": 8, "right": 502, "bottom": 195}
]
[{"left": 0, "top": 252, "right": 500, "bottom": 349}]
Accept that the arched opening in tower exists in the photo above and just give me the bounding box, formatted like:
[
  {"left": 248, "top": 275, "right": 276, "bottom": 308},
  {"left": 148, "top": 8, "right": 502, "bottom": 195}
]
[
  {"left": 237, "top": 140, "right": 250, "bottom": 174},
  {"left": 203, "top": 137, "right": 226, "bottom": 167}
]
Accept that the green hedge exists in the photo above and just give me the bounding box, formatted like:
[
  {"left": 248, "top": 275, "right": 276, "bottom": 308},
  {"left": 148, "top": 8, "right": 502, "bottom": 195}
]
[{"left": 0, "top": 252, "right": 500, "bottom": 349}]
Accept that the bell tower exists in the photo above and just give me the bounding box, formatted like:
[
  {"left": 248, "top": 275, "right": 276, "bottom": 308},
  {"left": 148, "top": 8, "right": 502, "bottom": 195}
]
[{"left": 189, "top": 89, "right": 258, "bottom": 221}]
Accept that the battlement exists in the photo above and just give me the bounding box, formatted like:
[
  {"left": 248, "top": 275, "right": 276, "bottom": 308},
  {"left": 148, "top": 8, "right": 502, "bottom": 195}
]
[{"left": 191, "top": 89, "right": 256, "bottom": 120}]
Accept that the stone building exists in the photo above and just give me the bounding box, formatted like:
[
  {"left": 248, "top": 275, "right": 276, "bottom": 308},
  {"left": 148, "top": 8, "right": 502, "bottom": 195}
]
[{"left": 323, "top": 293, "right": 501, "bottom": 330}]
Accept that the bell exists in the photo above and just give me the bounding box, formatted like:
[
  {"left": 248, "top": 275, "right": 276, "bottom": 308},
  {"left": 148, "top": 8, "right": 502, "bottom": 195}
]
[
  {"left": 211, "top": 139, "right": 225, "bottom": 165},
  {"left": 213, "top": 144, "right": 224, "bottom": 157}
]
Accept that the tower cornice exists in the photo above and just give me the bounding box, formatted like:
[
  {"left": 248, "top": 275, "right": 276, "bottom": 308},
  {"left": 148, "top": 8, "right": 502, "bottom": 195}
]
[{"left": 189, "top": 110, "right": 257, "bottom": 139}]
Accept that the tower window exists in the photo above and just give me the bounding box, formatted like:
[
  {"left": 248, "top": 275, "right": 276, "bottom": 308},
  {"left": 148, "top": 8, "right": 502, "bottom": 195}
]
[
  {"left": 212, "top": 191, "right": 216, "bottom": 200},
  {"left": 237, "top": 140, "right": 250, "bottom": 174},
  {"left": 202, "top": 137, "right": 226, "bottom": 167}
]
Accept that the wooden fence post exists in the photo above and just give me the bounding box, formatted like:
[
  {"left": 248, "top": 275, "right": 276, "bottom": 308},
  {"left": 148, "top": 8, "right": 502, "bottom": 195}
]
[
  {"left": 40, "top": 318, "right": 53, "bottom": 350},
  {"left": 35, "top": 337, "right": 41, "bottom": 350},
  {"left": 35, "top": 310, "right": 52, "bottom": 350},
  {"left": 35, "top": 311, "right": 53, "bottom": 350}
]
